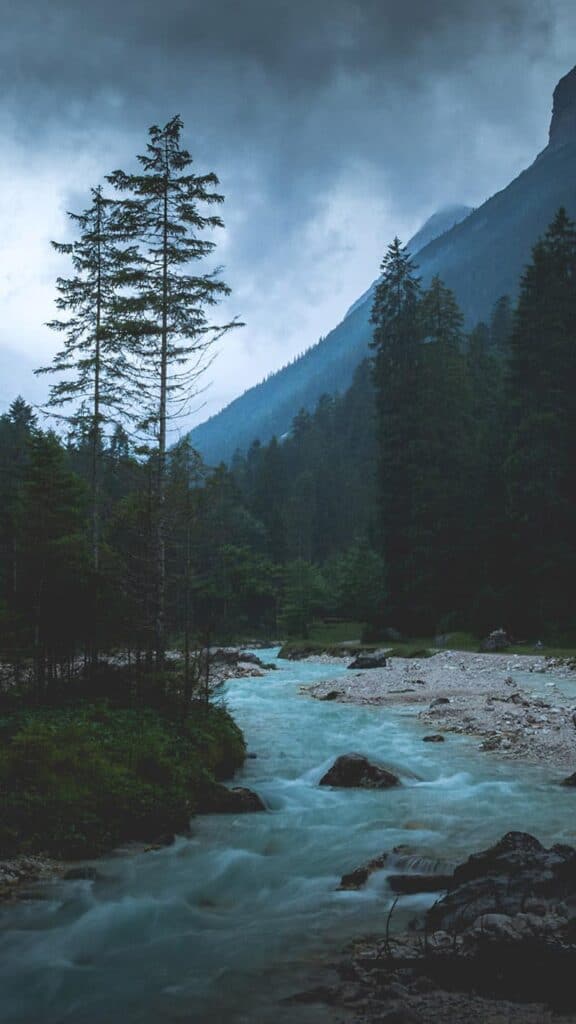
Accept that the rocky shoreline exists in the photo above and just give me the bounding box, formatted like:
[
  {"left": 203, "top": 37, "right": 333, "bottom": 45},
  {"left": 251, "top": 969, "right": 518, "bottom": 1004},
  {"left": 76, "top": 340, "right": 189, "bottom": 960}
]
[
  {"left": 305, "top": 649, "right": 576, "bottom": 773},
  {"left": 0, "top": 855, "right": 65, "bottom": 901},
  {"left": 290, "top": 831, "right": 576, "bottom": 1023}
]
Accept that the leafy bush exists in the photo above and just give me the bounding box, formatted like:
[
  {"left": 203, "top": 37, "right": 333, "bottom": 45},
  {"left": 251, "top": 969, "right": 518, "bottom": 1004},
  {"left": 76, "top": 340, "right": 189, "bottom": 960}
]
[{"left": 0, "top": 703, "right": 245, "bottom": 858}]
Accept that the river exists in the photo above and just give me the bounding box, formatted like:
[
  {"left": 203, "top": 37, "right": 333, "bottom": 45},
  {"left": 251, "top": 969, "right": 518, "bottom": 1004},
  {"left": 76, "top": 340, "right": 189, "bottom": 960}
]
[{"left": 1, "top": 649, "right": 575, "bottom": 1024}]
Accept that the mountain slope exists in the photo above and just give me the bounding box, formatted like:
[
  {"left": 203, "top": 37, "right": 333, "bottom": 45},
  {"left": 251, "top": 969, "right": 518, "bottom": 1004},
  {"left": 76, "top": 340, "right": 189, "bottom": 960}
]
[
  {"left": 190, "top": 207, "right": 473, "bottom": 464},
  {"left": 191, "top": 68, "right": 576, "bottom": 465}
]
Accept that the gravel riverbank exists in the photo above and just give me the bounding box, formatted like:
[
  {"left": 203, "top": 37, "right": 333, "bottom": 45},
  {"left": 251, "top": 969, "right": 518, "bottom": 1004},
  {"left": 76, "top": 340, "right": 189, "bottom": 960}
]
[{"left": 305, "top": 650, "right": 576, "bottom": 773}]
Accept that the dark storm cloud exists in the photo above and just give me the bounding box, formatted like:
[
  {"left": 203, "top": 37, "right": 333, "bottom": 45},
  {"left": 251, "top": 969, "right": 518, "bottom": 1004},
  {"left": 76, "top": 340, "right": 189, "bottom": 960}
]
[
  {"left": 0, "top": 1, "right": 557, "bottom": 154},
  {"left": 0, "top": 0, "right": 561, "bottom": 251},
  {"left": 1, "top": 0, "right": 574, "bottom": 422}
]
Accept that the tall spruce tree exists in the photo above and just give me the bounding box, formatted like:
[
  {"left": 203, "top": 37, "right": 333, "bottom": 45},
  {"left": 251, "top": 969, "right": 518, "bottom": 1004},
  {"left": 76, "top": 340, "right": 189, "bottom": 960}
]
[
  {"left": 36, "top": 187, "right": 133, "bottom": 570},
  {"left": 107, "top": 116, "right": 240, "bottom": 661},
  {"left": 370, "top": 238, "right": 422, "bottom": 628},
  {"left": 505, "top": 208, "right": 576, "bottom": 633},
  {"left": 415, "top": 276, "right": 474, "bottom": 625}
]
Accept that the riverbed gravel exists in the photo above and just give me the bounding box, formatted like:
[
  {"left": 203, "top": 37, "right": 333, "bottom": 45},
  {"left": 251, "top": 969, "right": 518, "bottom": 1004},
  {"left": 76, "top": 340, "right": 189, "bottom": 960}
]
[{"left": 305, "top": 650, "right": 576, "bottom": 773}]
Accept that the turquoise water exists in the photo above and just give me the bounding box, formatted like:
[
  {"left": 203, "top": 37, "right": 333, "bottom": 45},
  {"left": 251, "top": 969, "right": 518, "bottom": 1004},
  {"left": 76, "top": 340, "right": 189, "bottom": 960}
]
[{"left": 1, "top": 650, "right": 574, "bottom": 1024}]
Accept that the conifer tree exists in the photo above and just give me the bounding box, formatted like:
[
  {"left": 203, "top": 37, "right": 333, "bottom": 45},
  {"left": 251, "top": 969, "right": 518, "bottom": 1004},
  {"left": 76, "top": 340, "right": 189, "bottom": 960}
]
[
  {"left": 416, "top": 276, "right": 473, "bottom": 624},
  {"left": 36, "top": 187, "right": 133, "bottom": 570},
  {"left": 107, "top": 116, "right": 240, "bottom": 662},
  {"left": 18, "top": 432, "right": 89, "bottom": 690},
  {"left": 489, "top": 294, "right": 513, "bottom": 357},
  {"left": 505, "top": 208, "right": 576, "bottom": 632},
  {"left": 0, "top": 398, "right": 37, "bottom": 615},
  {"left": 370, "top": 238, "right": 422, "bottom": 627}
]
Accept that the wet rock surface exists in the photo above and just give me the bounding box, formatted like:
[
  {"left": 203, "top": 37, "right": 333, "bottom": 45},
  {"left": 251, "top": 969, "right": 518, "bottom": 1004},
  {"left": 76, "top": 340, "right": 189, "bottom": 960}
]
[
  {"left": 209, "top": 648, "right": 277, "bottom": 686},
  {"left": 319, "top": 754, "right": 400, "bottom": 789},
  {"left": 197, "top": 784, "right": 266, "bottom": 813},
  {"left": 0, "top": 856, "right": 62, "bottom": 900},
  {"left": 308, "top": 832, "right": 576, "bottom": 1022}
]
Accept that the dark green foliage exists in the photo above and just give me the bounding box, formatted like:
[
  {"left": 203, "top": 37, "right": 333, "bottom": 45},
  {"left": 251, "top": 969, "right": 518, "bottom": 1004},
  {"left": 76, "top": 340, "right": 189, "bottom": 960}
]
[
  {"left": 324, "top": 538, "right": 386, "bottom": 623},
  {"left": 0, "top": 702, "right": 244, "bottom": 858},
  {"left": 370, "top": 238, "right": 423, "bottom": 629},
  {"left": 15, "top": 432, "right": 91, "bottom": 687},
  {"left": 231, "top": 360, "right": 379, "bottom": 570},
  {"left": 279, "top": 560, "right": 330, "bottom": 638},
  {"left": 231, "top": 210, "right": 576, "bottom": 642},
  {"left": 505, "top": 208, "right": 576, "bottom": 633}
]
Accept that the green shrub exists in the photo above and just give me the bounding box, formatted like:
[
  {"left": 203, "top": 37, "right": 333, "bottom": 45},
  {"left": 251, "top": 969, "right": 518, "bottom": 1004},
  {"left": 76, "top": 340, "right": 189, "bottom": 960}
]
[{"left": 0, "top": 703, "right": 245, "bottom": 858}]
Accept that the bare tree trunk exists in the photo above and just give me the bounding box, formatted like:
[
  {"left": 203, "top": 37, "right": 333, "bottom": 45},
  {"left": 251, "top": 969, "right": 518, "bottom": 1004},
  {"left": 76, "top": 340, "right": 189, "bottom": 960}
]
[
  {"left": 154, "top": 166, "right": 169, "bottom": 668},
  {"left": 91, "top": 194, "right": 103, "bottom": 575}
]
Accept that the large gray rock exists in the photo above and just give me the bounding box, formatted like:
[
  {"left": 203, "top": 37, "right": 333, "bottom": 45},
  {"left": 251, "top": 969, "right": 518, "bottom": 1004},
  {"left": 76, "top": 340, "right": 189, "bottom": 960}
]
[
  {"left": 319, "top": 753, "right": 400, "bottom": 789},
  {"left": 348, "top": 651, "right": 388, "bottom": 670},
  {"left": 428, "top": 831, "right": 576, "bottom": 934}
]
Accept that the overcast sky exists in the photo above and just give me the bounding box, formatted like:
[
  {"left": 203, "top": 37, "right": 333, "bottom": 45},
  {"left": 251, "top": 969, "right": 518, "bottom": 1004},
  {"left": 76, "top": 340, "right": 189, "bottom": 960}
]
[{"left": 1, "top": 0, "right": 575, "bottom": 432}]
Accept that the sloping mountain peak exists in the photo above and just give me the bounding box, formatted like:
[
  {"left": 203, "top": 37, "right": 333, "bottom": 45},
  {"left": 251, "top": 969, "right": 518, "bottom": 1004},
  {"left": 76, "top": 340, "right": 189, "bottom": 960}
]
[
  {"left": 407, "top": 204, "right": 473, "bottom": 254},
  {"left": 344, "top": 203, "right": 472, "bottom": 320},
  {"left": 549, "top": 65, "right": 576, "bottom": 149}
]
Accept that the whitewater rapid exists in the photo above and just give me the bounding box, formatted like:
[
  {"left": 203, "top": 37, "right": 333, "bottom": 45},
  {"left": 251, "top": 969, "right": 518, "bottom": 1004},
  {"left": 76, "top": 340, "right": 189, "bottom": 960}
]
[{"left": 1, "top": 650, "right": 574, "bottom": 1024}]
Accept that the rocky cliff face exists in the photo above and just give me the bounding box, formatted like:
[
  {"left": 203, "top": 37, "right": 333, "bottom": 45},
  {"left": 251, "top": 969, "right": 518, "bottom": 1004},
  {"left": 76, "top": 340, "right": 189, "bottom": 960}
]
[{"left": 549, "top": 65, "right": 576, "bottom": 149}]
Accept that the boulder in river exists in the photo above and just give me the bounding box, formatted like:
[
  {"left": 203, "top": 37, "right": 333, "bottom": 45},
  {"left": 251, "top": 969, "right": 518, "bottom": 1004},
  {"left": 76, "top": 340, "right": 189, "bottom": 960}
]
[
  {"left": 347, "top": 651, "right": 388, "bottom": 670},
  {"left": 319, "top": 753, "right": 400, "bottom": 789},
  {"left": 562, "top": 772, "right": 576, "bottom": 786},
  {"left": 422, "top": 734, "right": 445, "bottom": 743},
  {"left": 198, "top": 785, "right": 266, "bottom": 814}
]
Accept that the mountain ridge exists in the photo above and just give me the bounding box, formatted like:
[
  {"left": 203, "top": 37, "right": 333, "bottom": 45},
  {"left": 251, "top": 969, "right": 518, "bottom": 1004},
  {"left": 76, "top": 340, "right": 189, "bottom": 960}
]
[{"left": 190, "top": 68, "right": 576, "bottom": 465}]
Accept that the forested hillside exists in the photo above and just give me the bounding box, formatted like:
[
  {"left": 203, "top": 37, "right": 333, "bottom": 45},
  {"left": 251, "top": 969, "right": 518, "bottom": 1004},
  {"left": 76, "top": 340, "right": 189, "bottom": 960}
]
[
  {"left": 228, "top": 209, "right": 576, "bottom": 640},
  {"left": 190, "top": 68, "right": 576, "bottom": 464}
]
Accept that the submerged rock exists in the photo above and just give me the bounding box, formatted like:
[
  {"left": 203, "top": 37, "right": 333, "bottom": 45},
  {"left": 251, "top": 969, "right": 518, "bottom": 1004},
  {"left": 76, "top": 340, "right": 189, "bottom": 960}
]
[
  {"left": 339, "top": 852, "right": 389, "bottom": 890},
  {"left": 319, "top": 753, "right": 400, "bottom": 789},
  {"left": 198, "top": 785, "right": 266, "bottom": 814},
  {"left": 422, "top": 734, "right": 445, "bottom": 743}
]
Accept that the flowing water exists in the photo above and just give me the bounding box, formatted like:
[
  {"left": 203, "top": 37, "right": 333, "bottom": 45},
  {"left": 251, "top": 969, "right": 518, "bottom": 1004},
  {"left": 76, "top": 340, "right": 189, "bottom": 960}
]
[{"left": 1, "top": 650, "right": 576, "bottom": 1024}]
